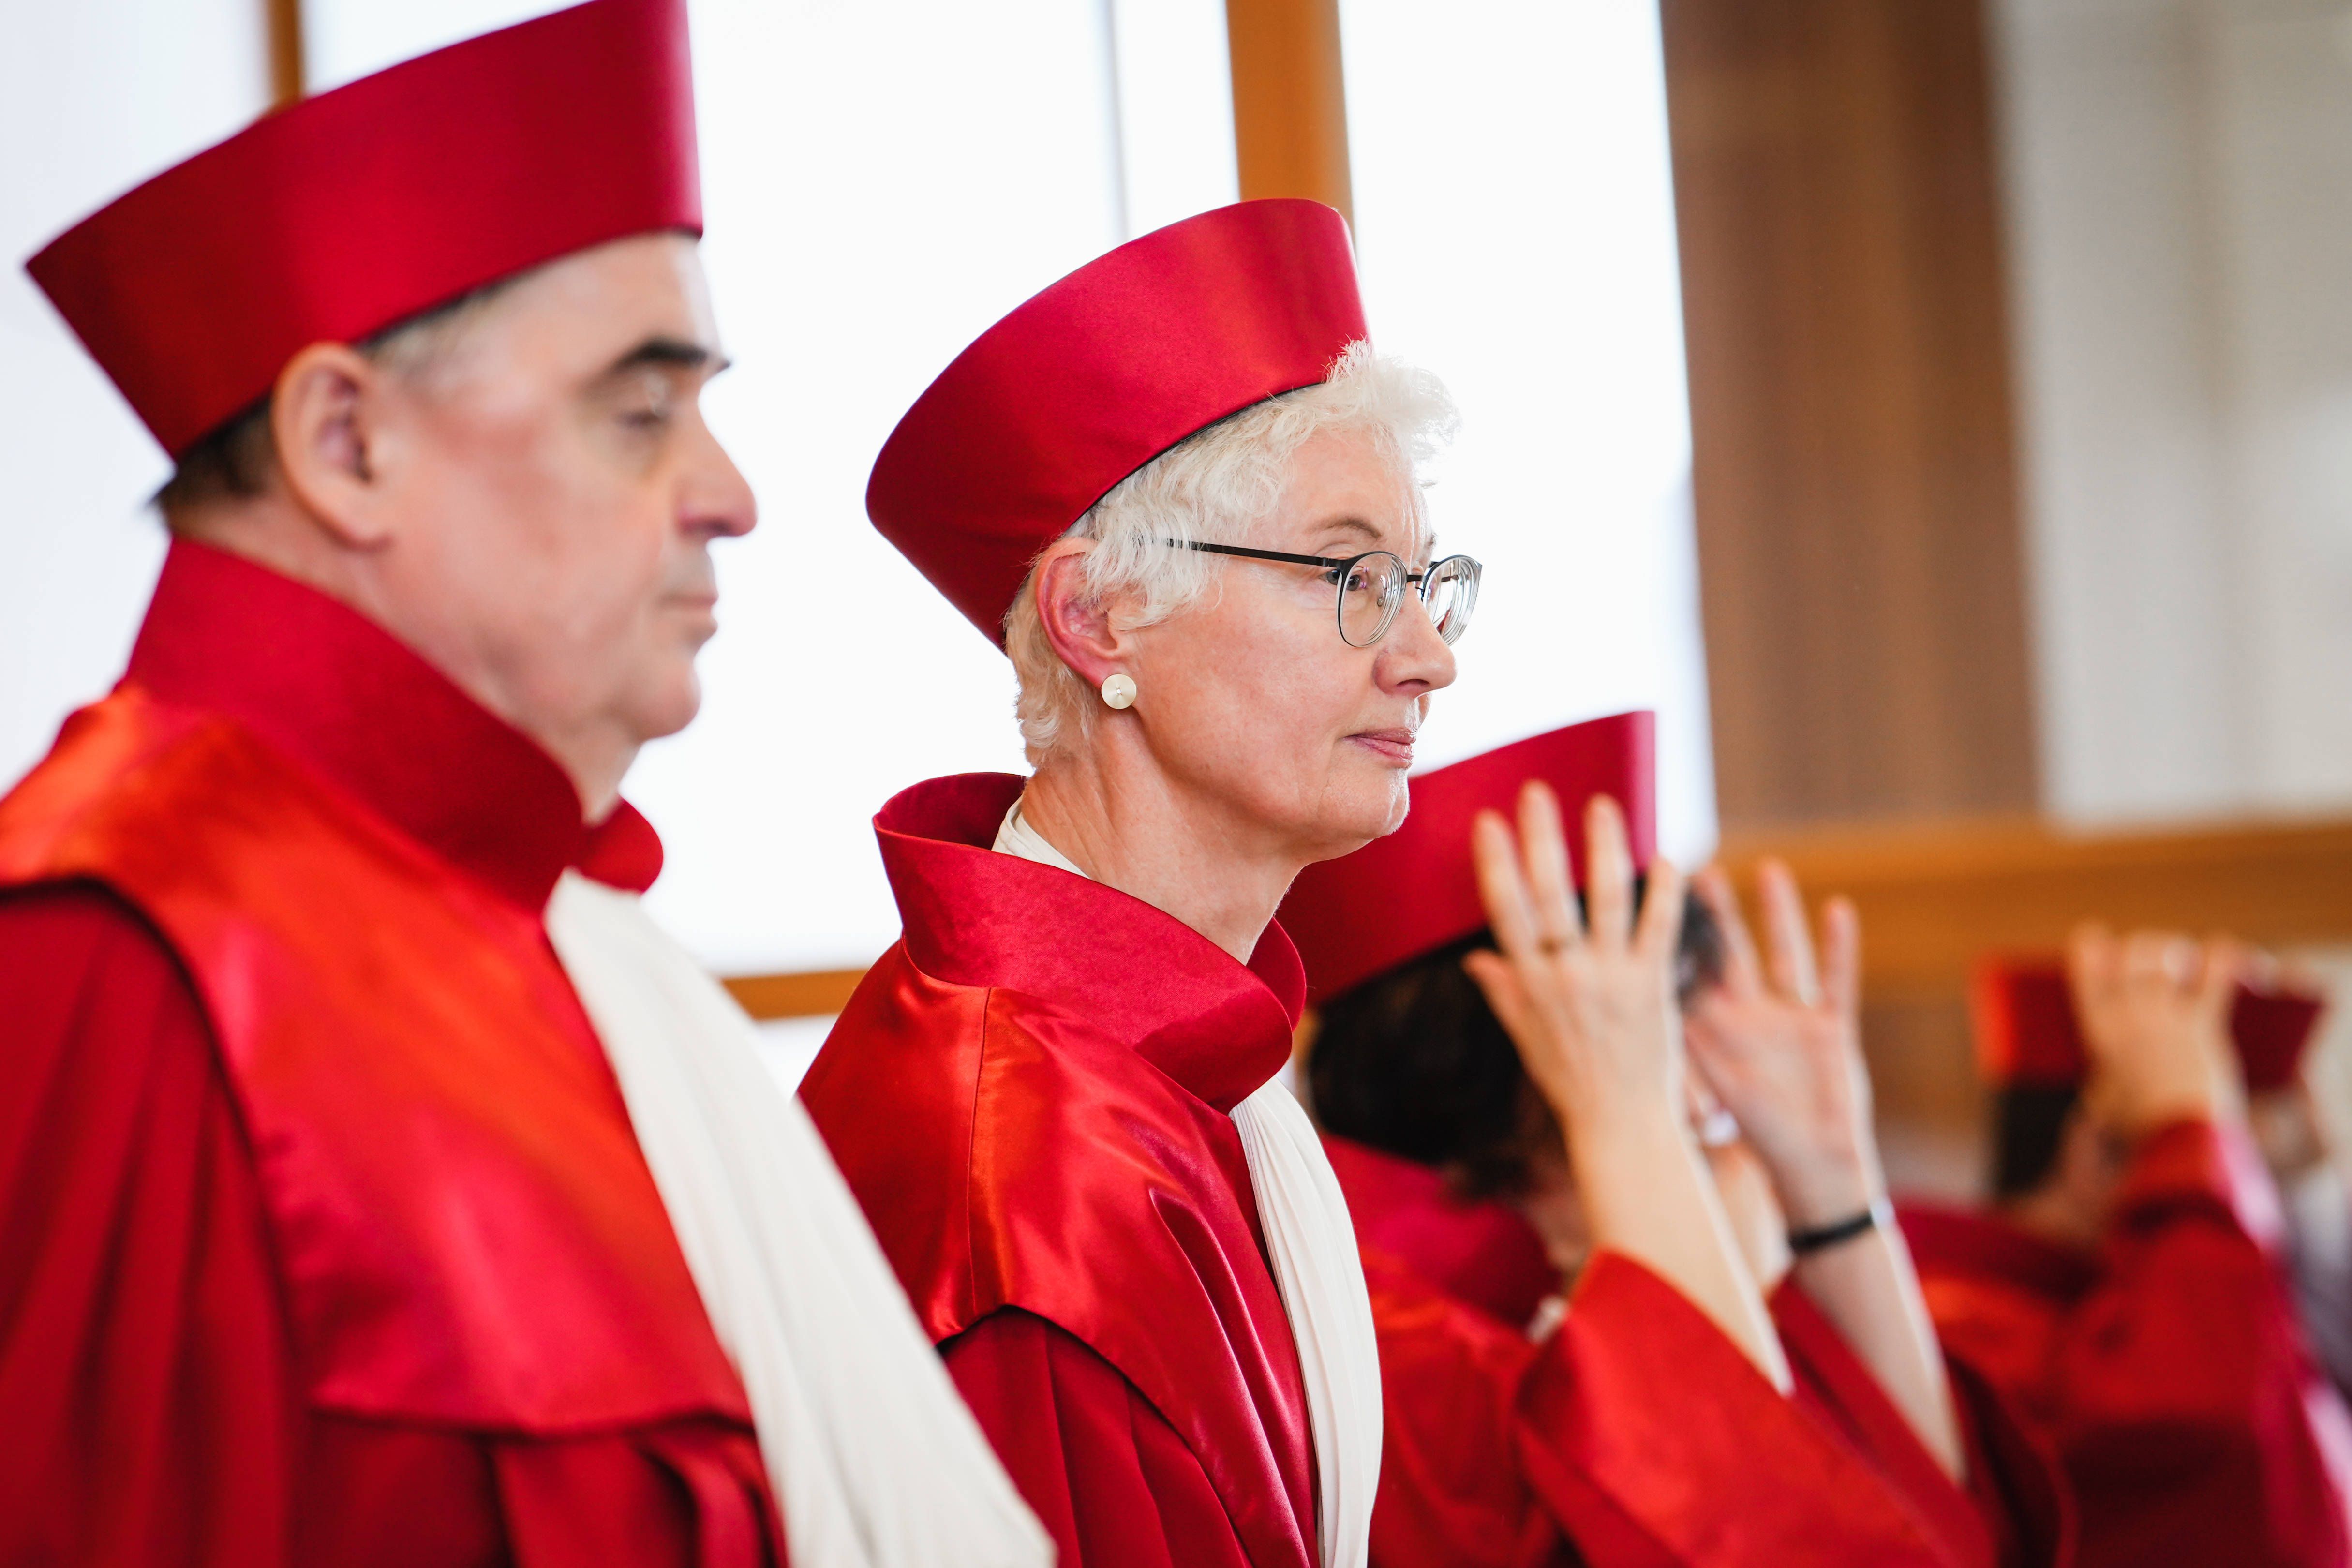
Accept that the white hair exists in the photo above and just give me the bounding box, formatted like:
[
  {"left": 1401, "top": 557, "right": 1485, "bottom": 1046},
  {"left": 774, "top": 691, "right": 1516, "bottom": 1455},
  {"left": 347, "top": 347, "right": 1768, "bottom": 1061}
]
[{"left": 1004, "top": 341, "right": 1458, "bottom": 764}]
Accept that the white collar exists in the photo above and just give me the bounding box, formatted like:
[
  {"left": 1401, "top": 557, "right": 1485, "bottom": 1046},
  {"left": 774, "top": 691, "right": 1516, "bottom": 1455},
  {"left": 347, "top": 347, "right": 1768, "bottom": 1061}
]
[{"left": 992, "top": 798, "right": 1088, "bottom": 879}]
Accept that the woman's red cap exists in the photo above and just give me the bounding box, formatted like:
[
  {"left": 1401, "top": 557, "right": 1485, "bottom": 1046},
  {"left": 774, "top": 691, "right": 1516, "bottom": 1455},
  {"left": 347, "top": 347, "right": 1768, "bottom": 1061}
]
[
  {"left": 1280, "top": 713, "right": 1658, "bottom": 1006},
  {"left": 26, "top": 0, "right": 700, "bottom": 458},
  {"left": 866, "top": 199, "right": 1368, "bottom": 646},
  {"left": 1970, "top": 956, "right": 2326, "bottom": 1092}
]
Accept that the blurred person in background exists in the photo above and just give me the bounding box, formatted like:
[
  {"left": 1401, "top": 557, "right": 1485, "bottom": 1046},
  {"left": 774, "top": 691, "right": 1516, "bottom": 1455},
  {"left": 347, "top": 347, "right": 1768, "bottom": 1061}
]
[
  {"left": 799, "top": 199, "right": 1474, "bottom": 1568},
  {"left": 1293, "top": 717, "right": 2069, "bottom": 1568},
  {"left": 0, "top": 4, "right": 1045, "bottom": 1565},
  {"left": 1904, "top": 932, "right": 2352, "bottom": 1568},
  {"left": 2251, "top": 1074, "right": 2352, "bottom": 1399}
]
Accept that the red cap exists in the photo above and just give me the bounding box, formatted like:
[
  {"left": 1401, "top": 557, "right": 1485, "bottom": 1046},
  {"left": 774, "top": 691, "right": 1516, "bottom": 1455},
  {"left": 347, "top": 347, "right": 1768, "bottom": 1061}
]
[
  {"left": 1971, "top": 955, "right": 2327, "bottom": 1093},
  {"left": 867, "top": 199, "right": 1368, "bottom": 645},
  {"left": 26, "top": 0, "right": 700, "bottom": 458},
  {"left": 1280, "top": 713, "right": 1657, "bottom": 1005}
]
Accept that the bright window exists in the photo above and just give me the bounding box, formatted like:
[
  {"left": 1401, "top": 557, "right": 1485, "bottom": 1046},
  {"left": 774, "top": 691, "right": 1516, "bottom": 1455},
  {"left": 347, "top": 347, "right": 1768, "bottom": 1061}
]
[
  {"left": 52, "top": 1, "right": 1711, "bottom": 984},
  {"left": 1339, "top": 0, "right": 1718, "bottom": 864},
  {"left": 304, "top": 0, "right": 1237, "bottom": 975}
]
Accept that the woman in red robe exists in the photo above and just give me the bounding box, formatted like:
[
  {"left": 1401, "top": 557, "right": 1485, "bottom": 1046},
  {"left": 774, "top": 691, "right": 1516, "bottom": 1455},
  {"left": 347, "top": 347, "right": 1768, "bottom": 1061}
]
[
  {"left": 1286, "top": 717, "right": 2072, "bottom": 1566},
  {"left": 801, "top": 199, "right": 1459, "bottom": 1568}
]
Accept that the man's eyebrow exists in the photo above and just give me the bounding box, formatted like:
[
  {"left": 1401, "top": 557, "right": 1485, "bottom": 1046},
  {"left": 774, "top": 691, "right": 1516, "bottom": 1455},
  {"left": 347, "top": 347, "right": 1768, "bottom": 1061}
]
[{"left": 601, "top": 336, "right": 727, "bottom": 377}]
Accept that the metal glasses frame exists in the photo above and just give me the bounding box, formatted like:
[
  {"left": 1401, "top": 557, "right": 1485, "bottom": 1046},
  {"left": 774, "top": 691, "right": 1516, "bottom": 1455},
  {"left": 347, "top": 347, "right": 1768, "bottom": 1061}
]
[{"left": 1161, "top": 538, "right": 1482, "bottom": 648}]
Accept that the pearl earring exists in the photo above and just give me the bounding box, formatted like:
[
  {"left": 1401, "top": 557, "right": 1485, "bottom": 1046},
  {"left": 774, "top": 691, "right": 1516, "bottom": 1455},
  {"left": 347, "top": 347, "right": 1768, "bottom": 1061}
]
[{"left": 1100, "top": 672, "right": 1137, "bottom": 710}]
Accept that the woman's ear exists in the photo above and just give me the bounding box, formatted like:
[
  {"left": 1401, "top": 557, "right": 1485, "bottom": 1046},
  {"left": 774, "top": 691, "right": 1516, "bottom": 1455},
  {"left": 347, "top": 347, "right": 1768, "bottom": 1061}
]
[
  {"left": 1033, "top": 539, "right": 1139, "bottom": 690},
  {"left": 269, "top": 342, "right": 397, "bottom": 549}
]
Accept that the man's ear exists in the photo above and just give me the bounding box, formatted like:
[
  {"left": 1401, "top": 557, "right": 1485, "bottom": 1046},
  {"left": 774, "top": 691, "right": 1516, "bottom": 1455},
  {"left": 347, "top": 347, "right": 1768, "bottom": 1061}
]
[
  {"left": 1033, "top": 539, "right": 1140, "bottom": 690},
  {"left": 269, "top": 342, "right": 398, "bottom": 549}
]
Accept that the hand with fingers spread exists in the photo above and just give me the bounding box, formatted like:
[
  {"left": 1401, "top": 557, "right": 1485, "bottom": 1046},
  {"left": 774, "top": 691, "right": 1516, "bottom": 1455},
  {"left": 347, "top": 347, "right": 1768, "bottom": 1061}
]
[
  {"left": 1463, "top": 783, "right": 1792, "bottom": 1391},
  {"left": 1462, "top": 787, "right": 1689, "bottom": 1136},
  {"left": 2071, "top": 923, "right": 2248, "bottom": 1144},
  {"left": 1683, "top": 862, "right": 1967, "bottom": 1479},
  {"left": 1683, "top": 861, "right": 1884, "bottom": 1231}
]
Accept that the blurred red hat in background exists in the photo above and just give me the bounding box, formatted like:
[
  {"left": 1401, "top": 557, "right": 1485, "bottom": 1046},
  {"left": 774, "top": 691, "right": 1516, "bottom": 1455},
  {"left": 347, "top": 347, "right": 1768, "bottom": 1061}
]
[
  {"left": 866, "top": 198, "right": 1367, "bottom": 646},
  {"left": 27, "top": 0, "right": 700, "bottom": 458},
  {"left": 1970, "top": 955, "right": 2327, "bottom": 1092},
  {"left": 1281, "top": 712, "right": 1657, "bottom": 1007}
]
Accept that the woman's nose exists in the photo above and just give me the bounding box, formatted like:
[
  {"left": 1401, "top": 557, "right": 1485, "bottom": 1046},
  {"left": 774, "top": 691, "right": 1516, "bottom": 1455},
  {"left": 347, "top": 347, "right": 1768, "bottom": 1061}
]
[{"left": 1378, "top": 596, "right": 1458, "bottom": 693}]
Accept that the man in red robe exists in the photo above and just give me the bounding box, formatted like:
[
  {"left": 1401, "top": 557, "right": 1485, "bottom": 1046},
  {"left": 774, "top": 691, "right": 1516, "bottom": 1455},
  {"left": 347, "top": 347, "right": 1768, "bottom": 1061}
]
[
  {"left": 0, "top": 5, "right": 1045, "bottom": 1565},
  {"left": 1904, "top": 934, "right": 2352, "bottom": 1567},
  {"left": 1288, "top": 717, "right": 2069, "bottom": 1566}
]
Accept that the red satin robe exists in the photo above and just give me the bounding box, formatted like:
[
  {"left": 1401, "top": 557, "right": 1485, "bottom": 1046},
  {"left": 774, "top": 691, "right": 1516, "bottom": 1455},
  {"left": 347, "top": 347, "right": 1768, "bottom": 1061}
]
[
  {"left": 1904, "top": 1120, "right": 2352, "bottom": 1568},
  {"left": 798, "top": 773, "right": 1318, "bottom": 1568},
  {"left": 0, "top": 541, "right": 782, "bottom": 1567},
  {"left": 1325, "top": 1136, "right": 2070, "bottom": 1567}
]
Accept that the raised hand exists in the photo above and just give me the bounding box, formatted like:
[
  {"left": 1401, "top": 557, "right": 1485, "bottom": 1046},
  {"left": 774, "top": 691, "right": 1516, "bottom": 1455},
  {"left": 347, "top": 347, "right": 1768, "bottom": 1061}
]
[
  {"left": 1461, "top": 784, "right": 1688, "bottom": 1139},
  {"left": 1685, "top": 860, "right": 1965, "bottom": 1478},
  {"left": 2070, "top": 924, "right": 2247, "bottom": 1142},
  {"left": 1683, "top": 861, "right": 1884, "bottom": 1230},
  {"left": 1463, "top": 784, "right": 1791, "bottom": 1391}
]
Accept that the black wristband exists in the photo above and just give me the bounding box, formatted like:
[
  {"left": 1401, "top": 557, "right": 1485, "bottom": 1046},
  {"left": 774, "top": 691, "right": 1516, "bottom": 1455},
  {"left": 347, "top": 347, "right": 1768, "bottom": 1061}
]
[{"left": 1786, "top": 1199, "right": 1890, "bottom": 1257}]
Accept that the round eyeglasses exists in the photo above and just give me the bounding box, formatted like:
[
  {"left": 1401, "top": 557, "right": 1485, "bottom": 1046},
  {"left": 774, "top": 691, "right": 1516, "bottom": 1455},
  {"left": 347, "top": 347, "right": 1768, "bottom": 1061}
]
[{"left": 1161, "top": 540, "right": 1483, "bottom": 649}]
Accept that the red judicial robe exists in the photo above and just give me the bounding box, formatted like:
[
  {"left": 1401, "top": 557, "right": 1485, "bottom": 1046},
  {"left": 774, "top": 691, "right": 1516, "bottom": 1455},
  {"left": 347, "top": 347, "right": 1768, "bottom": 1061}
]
[
  {"left": 1325, "top": 1135, "right": 2071, "bottom": 1568},
  {"left": 1905, "top": 1120, "right": 2352, "bottom": 1568},
  {"left": 0, "top": 541, "right": 782, "bottom": 1567},
  {"left": 799, "top": 773, "right": 1318, "bottom": 1568}
]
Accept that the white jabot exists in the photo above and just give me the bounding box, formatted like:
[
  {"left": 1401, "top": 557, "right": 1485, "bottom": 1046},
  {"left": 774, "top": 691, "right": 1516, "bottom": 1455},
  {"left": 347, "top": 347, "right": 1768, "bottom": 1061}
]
[
  {"left": 991, "top": 799, "right": 1382, "bottom": 1568},
  {"left": 544, "top": 873, "right": 1052, "bottom": 1568}
]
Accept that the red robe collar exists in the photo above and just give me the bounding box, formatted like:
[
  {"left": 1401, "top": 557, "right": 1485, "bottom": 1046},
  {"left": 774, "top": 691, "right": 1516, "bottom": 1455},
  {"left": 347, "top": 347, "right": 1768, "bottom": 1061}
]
[
  {"left": 805, "top": 771, "right": 1321, "bottom": 1563},
  {"left": 125, "top": 538, "right": 662, "bottom": 905},
  {"left": 873, "top": 771, "right": 1304, "bottom": 1113}
]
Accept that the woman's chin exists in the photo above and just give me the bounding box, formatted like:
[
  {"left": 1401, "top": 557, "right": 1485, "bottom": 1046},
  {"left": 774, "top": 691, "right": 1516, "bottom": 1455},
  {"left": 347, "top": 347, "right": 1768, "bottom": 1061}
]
[{"left": 1293, "top": 782, "right": 1410, "bottom": 862}]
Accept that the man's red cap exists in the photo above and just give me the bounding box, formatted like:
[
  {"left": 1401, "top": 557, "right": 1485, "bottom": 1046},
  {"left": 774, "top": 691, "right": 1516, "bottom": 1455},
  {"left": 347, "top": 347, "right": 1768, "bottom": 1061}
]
[
  {"left": 1970, "top": 955, "right": 2326, "bottom": 1092},
  {"left": 866, "top": 199, "right": 1368, "bottom": 646},
  {"left": 1280, "top": 713, "right": 1657, "bottom": 1006},
  {"left": 26, "top": 0, "right": 699, "bottom": 458}
]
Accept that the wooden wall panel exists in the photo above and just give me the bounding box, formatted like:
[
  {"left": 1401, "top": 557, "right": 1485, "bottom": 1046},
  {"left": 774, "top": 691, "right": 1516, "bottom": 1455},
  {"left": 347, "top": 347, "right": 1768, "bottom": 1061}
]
[
  {"left": 1661, "top": 0, "right": 2038, "bottom": 830},
  {"left": 267, "top": 0, "right": 305, "bottom": 107},
  {"left": 1717, "top": 813, "right": 2352, "bottom": 1190},
  {"left": 1718, "top": 814, "right": 2352, "bottom": 1003},
  {"left": 1224, "top": 0, "right": 1352, "bottom": 221},
  {"left": 733, "top": 815, "right": 2352, "bottom": 1016},
  {"left": 724, "top": 812, "right": 2352, "bottom": 1195}
]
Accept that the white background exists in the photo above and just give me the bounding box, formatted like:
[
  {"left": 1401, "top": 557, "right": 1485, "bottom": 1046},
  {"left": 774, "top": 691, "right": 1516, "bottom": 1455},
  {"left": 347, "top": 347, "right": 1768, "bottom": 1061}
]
[{"left": 4, "top": 0, "right": 1717, "bottom": 986}]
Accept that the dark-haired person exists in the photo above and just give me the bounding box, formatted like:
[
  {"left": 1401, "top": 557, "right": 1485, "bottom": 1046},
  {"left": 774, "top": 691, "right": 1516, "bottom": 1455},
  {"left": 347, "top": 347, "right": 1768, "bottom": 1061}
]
[
  {"left": 0, "top": 5, "right": 1045, "bottom": 1565},
  {"left": 1287, "top": 716, "right": 2069, "bottom": 1568},
  {"left": 1904, "top": 935, "right": 2352, "bottom": 1568}
]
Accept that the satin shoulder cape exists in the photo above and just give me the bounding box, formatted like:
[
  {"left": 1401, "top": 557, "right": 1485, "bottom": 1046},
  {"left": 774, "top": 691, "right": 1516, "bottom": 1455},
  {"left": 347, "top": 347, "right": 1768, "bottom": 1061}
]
[
  {"left": 0, "top": 686, "right": 756, "bottom": 1442},
  {"left": 800, "top": 773, "right": 1318, "bottom": 1565}
]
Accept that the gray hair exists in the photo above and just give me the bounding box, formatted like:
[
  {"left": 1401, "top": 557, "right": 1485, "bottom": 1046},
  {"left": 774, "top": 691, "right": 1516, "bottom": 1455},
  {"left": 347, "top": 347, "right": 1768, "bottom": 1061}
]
[
  {"left": 154, "top": 279, "right": 513, "bottom": 521},
  {"left": 1005, "top": 341, "right": 1458, "bottom": 764}
]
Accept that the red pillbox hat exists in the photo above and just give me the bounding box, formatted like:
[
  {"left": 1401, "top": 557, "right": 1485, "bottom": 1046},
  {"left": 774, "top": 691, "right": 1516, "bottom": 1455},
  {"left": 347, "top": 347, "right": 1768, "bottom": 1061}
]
[
  {"left": 1280, "top": 713, "right": 1657, "bottom": 1006},
  {"left": 1971, "top": 956, "right": 2326, "bottom": 1092},
  {"left": 866, "top": 199, "right": 1368, "bottom": 645},
  {"left": 26, "top": 0, "right": 700, "bottom": 458}
]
